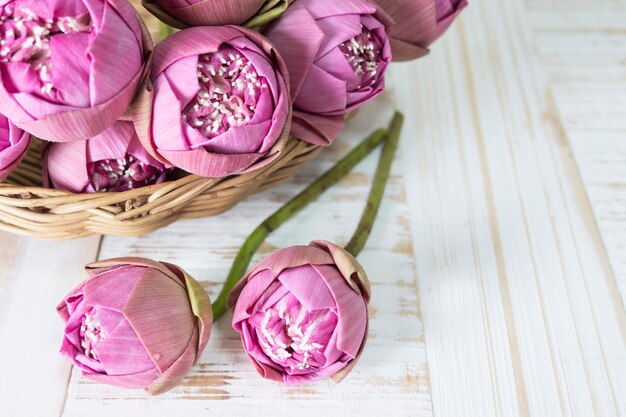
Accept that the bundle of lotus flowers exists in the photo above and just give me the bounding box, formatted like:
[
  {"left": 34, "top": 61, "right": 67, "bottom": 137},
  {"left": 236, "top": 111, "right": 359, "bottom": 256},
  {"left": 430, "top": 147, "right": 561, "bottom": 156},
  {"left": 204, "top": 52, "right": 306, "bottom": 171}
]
[{"left": 0, "top": 0, "right": 465, "bottom": 240}]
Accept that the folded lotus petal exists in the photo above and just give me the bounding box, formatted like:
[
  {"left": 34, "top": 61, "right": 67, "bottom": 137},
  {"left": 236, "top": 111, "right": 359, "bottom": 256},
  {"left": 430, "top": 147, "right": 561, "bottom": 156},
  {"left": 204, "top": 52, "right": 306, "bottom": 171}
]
[
  {"left": 277, "top": 265, "right": 336, "bottom": 312},
  {"left": 123, "top": 267, "right": 196, "bottom": 373},
  {"left": 373, "top": 0, "right": 467, "bottom": 61},
  {"left": 313, "top": 264, "right": 367, "bottom": 358},
  {"left": 58, "top": 257, "right": 213, "bottom": 394},
  {"left": 44, "top": 121, "right": 168, "bottom": 193},
  {"left": 86, "top": 0, "right": 143, "bottom": 105},
  {"left": 137, "top": 25, "right": 290, "bottom": 178},
  {"left": 230, "top": 241, "right": 370, "bottom": 385},
  {"left": 81, "top": 266, "right": 144, "bottom": 311},
  {"left": 232, "top": 269, "right": 280, "bottom": 322},
  {"left": 48, "top": 33, "right": 91, "bottom": 108},
  {"left": 146, "top": 323, "right": 199, "bottom": 395},
  {"left": 92, "top": 311, "right": 156, "bottom": 375},
  {"left": 290, "top": 111, "right": 345, "bottom": 147},
  {"left": 0, "top": 0, "right": 151, "bottom": 142},
  {"left": 85, "top": 366, "right": 162, "bottom": 389},
  {"left": 0, "top": 117, "right": 31, "bottom": 182},
  {"left": 296, "top": 64, "right": 348, "bottom": 115},
  {"left": 263, "top": 1, "right": 324, "bottom": 100},
  {"left": 43, "top": 140, "right": 89, "bottom": 192},
  {"left": 263, "top": 0, "right": 390, "bottom": 145},
  {"left": 162, "top": 261, "right": 213, "bottom": 360},
  {"left": 311, "top": 240, "right": 371, "bottom": 302}
]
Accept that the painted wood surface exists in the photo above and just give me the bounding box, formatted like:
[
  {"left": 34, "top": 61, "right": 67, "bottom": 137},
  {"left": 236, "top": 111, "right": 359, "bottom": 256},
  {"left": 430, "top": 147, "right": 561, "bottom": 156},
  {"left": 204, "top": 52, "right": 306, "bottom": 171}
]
[{"left": 0, "top": 0, "right": 625, "bottom": 416}]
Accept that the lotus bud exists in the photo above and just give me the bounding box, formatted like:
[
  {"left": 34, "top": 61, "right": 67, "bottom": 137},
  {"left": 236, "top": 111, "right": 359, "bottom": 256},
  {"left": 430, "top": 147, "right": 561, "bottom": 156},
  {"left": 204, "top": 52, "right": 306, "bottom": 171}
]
[
  {"left": 0, "top": 113, "right": 30, "bottom": 182},
  {"left": 134, "top": 26, "right": 291, "bottom": 178},
  {"left": 58, "top": 258, "right": 213, "bottom": 395},
  {"left": 228, "top": 240, "right": 370, "bottom": 385},
  {"left": 263, "top": 0, "right": 392, "bottom": 146},
  {"left": 142, "top": 0, "right": 288, "bottom": 29},
  {"left": 43, "top": 121, "right": 168, "bottom": 193},
  {"left": 0, "top": 0, "right": 153, "bottom": 142},
  {"left": 373, "top": 0, "right": 467, "bottom": 61}
]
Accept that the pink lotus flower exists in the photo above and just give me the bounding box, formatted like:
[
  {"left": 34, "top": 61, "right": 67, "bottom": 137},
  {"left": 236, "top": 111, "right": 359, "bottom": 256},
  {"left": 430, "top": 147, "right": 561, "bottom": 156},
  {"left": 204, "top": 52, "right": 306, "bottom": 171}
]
[
  {"left": 134, "top": 26, "right": 291, "bottom": 178},
  {"left": 0, "top": 0, "right": 152, "bottom": 142},
  {"left": 373, "top": 0, "right": 467, "bottom": 61},
  {"left": 43, "top": 121, "right": 168, "bottom": 193},
  {"left": 228, "top": 240, "right": 370, "bottom": 385},
  {"left": 143, "top": 0, "right": 283, "bottom": 28},
  {"left": 0, "top": 113, "right": 30, "bottom": 182},
  {"left": 58, "top": 258, "right": 213, "bottom": 395},
  {"left": 263, "top": 0, "right": 392, "bottom": 146}
]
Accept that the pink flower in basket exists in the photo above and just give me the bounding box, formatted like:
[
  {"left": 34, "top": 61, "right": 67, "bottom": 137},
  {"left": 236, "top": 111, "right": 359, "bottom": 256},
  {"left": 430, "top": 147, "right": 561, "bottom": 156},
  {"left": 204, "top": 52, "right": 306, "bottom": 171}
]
[
  {"left": 143, "top": 0, "right": 274, "bottom": 27},
  {"left": 43, "top": 121, "right": 168, "bottom": 193},
  {"left": 263, "top": 0, "right": 392, "bottom": 146},
  {"left": 373, "top": 0, "right": 467, "bottom": 61},
  {"left": 0, "top": 113, "right": 30, "bottom": 182},
  {"left": 0, "top": 0, "right": 152, "bottom": 142},
  {"left": 58, "top": 258, "right": 213, "bottom": 395},
  {"left": 228, "top": 240, "right": 370, "bottom": 385},
  {"left": 134, "top": 26, "right": 291, "bottom": 178}
]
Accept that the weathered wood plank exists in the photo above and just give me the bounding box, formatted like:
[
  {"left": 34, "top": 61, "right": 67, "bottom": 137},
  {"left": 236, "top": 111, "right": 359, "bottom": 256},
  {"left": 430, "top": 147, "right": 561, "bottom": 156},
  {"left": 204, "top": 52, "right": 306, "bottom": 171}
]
[
  {"left": 0, "top": 234, "right": 101, "bottom": 417},
  {"left": 394, "top": 0, "right": 626, "bottom": 416}
]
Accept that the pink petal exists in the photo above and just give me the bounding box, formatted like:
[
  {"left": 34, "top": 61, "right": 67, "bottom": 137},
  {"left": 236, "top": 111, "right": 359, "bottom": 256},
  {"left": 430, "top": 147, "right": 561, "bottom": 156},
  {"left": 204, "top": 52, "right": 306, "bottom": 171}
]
[
  {"left": 49, "top": 32, "right": 91, "bottom": 108},
  {"left": 94, "top": 314, "right": 156, "bottom": 376},
  {"left": 123, "top": 267, "right": 196, "bottom": 374},
  {"left": 277, "top": 265, "right": 336, "bottom": 312},
  {"left": 290, "top": 111, "right": 345, "bottom": 147},
  {"left": 82, "top": 266, "right": 145, "bottom": 311},
  {"left": 312, "top": 264, "right": 367, "bottom": 359},
  {"left": 44, "top": 140, "right": 90, "bottom": 192},
  {"left": 264, "top": 1, "right": 324, "bottom": 100},
  {"left": 86, "top": 121, "right": 135, "bottom": 162}
]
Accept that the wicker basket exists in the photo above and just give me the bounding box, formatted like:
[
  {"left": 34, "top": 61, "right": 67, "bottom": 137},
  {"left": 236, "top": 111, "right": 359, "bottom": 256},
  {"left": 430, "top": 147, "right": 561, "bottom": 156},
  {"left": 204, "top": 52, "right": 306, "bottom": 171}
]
[{"left": 0, "top": 138, "right": 320, "bottom": 240}]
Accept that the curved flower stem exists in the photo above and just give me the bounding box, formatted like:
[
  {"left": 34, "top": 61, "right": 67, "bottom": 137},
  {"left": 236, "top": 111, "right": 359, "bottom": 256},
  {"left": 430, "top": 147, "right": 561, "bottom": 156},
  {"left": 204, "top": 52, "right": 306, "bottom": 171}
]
[
  {"left": 344, "top": 112, "right": 404, "bottom": 257},
  {"left": 211, "top": 128, "right": 389, "bottom": 320}
]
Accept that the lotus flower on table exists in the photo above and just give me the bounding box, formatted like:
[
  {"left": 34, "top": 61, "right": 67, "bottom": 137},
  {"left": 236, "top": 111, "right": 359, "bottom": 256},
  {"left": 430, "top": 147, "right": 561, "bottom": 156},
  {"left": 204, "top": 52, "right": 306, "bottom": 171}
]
[
  {"left": 228, "top": 240, "right": 371, "bottom": 385},
  {"left": 143, "top": 0, "right": 288, "bottom": 29},
  {"left": 0, "top": 0, "right": 152, "bottom": 142},
  {"left": 43, "top": 121, "right": 168, "bottom": 193},
  {"left": 0, "top": 113, "right": 30, "bottom": 182},
  {"left": 263, "top": 0, "right": 392, "bottom": 146},
  {"left": 373, "top": 0, "right": 467, "bottom": 61},
  {"left": 57, "top": 258, "right": 213, "bottom": 395},
  {"left": 134, "top": 25, "right": 291, "bottom": 178}
]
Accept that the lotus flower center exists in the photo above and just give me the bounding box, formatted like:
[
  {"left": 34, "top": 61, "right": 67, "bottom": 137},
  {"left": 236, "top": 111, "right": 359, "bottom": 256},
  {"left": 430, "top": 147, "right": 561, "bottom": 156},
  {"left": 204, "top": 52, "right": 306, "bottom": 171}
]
[
  {"left": 339, "top": 26, "right": 383, "bottom": 89},
  {"left": 183, "top": 46, "right": 268, "bottom": 141},
  {"left": 89, "top": 154, "right": 162, "bottom": 192},
  {"left": 80, "top": 309, "right": 106, "bottom": 359},
  {"left": 255, "top": 295, "right": 338, "bottom": 372},
  {"left": 0, "top": 3, "right": 91, "bottom": 95}
]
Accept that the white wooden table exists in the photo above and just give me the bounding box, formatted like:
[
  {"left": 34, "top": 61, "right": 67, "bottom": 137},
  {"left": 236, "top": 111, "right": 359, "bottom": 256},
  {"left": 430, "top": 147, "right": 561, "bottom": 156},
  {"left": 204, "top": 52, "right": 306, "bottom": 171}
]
[{"left": 2, "top": 1, "right": 625, "bottom": 416}]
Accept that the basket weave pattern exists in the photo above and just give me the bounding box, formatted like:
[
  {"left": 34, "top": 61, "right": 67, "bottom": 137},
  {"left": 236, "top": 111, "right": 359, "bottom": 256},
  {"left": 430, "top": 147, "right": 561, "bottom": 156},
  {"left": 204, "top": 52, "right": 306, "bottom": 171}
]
[{"left": 0, "top": 138, "right": 320, "bottom": 240}]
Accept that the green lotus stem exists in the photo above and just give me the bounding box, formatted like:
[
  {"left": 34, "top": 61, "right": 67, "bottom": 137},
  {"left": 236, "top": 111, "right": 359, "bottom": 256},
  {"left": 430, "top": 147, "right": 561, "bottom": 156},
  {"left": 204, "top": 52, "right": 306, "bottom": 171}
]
[
  {"left": 159, "top": 22, "right": 174, "bottom": 40},
  {"left": 244, "top": 0, "right": 289, "bottom": 29},
  {"left": 211, "top": 127, "right": 389, "bottom": 320},
  {"left": 344, "top": 112, "right": 404, "bottom": 257}
]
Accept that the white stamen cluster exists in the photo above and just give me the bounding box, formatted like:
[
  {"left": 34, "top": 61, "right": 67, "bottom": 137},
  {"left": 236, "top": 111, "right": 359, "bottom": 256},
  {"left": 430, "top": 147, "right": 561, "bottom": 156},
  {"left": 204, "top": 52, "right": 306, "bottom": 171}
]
[
  {"left": 339, "top": 25, "right": 382, "bottom": 89},
  {"left": 91, "top": 154, "right": 161, "bottom": 192},
  {"left": 0, "top": 4, "right": 91, "bottom": 95},
  {"left": 259, "top": 299, "right": 329, "bottom": 371},
  {"left": 80, "top": 310, "right": 106, "bottom": 359},
  {"left": 183, "top": 47, "right": 268, "bottom": 140}
]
